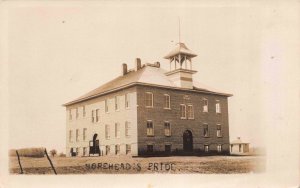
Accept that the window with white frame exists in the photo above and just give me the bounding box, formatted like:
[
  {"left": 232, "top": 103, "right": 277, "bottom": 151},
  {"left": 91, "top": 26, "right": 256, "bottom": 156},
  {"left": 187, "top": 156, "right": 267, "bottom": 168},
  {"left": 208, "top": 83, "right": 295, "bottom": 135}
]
[
  {"left": 145, "top": 92, "right": 153, "bottom": 107},
  {"left": 91, "top": 110, "right": 94, "bottom": 122},
  {"left": 216, "top": 101, "right": 221, "bottom": 113},
  {"left": 106, "top": 145, "right": 110, "bottom": 155},
  {"left": 125, "top": 121, "right": 131, "bottom": 137},
  {"left": 115, "top": 123, "right": 120, "bottom": 138},
  {"left": 125, "top": 93, "right": 130, "bottom": 108},
  {"left": 115, "top": 96, "right": 120, "bottom": 111},
  {"left": 83, "top": 147, "right": 87, "bottom": 156},
  {"left": 217, "top": 124, "right": 222, "bottom": 137},
  {"left": 83, "top": 106, "right": 86, "bottom": 117},
  {"left": 105, "top": 124, "right": 110, "bottom": 139},
  {"left": 204, "top": 145, "right": 209, "bottom": 152},
  {"left": 217, "top": 144, "right": 222, "bottom": 152},
  {"left": 83, "top": 128, "right": 87, "bottom": 141},
  {"left": 76, "top": 108, "right": 79, "bottom": 119},
  {"left": 126, "top": 144, "right": 131, "bottom": 154},
  {"left": 95, "top": 109, "right": 99, "bottom": 122},
  {"left": 180, "top": 104, "right": 186, "bottom": 119},
  {"left": 147, "top": 144, "right": 154, "bottom": 153},
  {"left": 115, "top": 145, "right": 120, "bottom": 155},
  {"left": 69, "top": 110, "right": 72, "bottom": 120},
  {"left": 164, "top": 94, "right": 170, "bottom": 109},
  {"left": 203, "top": 99, "right": 208, "bottom": 112},
  {"left": 76, "top": 129, "right": 79, "bottom": 142},
  {"left": 69, "top": 130, "right": 72, "bottom": 142},
  {"left": 203, "top": 124, "right": 209, "bottom": 137},
  {"left": 147, "top": 120, "right": 154, "bottom": 136},
  {"left": 187, "top": 105, "right": 194, "bottom": 119},
  {"left": 164, "top": 122, "right": 171, "bottom": 136},
  {"left": 105, "top": 99, "right": 109, "bottom": 113}
]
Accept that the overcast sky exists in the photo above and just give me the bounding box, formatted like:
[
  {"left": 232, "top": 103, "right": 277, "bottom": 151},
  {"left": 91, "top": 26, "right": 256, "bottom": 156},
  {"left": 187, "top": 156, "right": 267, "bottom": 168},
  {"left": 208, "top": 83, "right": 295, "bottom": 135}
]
[{"left": 3, "top": 1, "right": 298, "bottom": 153}]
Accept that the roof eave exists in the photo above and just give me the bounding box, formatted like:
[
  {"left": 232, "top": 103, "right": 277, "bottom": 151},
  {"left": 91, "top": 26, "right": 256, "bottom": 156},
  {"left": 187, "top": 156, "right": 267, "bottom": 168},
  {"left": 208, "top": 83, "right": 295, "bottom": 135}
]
[{"left": 63, "top": 82, "right": 232, "bottom": 106}]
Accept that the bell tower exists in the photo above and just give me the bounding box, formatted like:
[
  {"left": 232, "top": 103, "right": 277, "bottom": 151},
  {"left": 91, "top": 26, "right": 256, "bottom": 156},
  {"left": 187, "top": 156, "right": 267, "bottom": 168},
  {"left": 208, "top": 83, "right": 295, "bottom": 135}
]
[{"left": 164, "top": 42, "right": 197, "bottom": 89}]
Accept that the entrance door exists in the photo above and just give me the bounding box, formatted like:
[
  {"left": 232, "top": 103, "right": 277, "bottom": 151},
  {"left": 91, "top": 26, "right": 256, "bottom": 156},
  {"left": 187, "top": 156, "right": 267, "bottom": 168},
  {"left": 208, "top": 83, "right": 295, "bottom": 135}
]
[
  {"left": 183, "top": 130, "right": 193, "bottom": 152},
  {"left": 89, "top": 134, "right": 100, "bottom": 156}
]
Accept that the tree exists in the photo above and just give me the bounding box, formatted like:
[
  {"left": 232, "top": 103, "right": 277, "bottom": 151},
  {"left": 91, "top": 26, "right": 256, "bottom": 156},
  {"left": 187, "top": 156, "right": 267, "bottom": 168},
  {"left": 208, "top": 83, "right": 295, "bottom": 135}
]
[{"left": 50, "top": 149, "right": 57, "bottom": 157}]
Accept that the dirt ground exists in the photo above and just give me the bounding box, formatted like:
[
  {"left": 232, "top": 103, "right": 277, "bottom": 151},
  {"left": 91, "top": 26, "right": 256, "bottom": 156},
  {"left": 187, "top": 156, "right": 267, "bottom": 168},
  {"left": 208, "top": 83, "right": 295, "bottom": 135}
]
[{"left": 10, "top": 155, "right": 265, "bottom": 174}]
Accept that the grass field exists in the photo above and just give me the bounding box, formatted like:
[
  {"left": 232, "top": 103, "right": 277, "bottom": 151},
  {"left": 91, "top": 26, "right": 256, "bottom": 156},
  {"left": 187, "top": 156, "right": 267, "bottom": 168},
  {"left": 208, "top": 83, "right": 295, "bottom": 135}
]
[{"left": 10, "top": 155, "right": 265, "bottom": 174}]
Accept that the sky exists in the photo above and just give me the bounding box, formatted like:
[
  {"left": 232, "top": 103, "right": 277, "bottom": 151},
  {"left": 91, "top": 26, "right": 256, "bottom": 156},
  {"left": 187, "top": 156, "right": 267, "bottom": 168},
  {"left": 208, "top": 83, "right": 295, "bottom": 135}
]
[{"left": 2, "top": 1, "right": 297, "bottom": 153}]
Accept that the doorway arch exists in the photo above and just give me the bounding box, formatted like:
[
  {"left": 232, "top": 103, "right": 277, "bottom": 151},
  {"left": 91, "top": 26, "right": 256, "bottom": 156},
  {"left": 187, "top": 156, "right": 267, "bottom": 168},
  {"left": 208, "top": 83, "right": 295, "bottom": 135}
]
[{"left": 183, "top": 130, "right": 193, "bottom": 152}]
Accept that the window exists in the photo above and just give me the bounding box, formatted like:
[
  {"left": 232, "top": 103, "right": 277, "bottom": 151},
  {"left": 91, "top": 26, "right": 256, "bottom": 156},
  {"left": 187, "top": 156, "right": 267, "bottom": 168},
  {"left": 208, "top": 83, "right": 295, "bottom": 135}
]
[
  {"left": 203, "top": 124, "right": 209, "bottom": 137},
  {"left": 69, "top": 130, "right": 72, "bottom": 142},
  {"left": 76, "top": 108, "right": 79, "bottom": 119},
  {"left": 180, "top": 104, "right": 186, "bottom": 119},
  {"left": 115, "top": 123, "right": 120, "bottom": 138},
  {"left": 75, "top": 148, "right": 79, "bottom": 155},
  {"left": 69, "top": 110, "right": 72, "bottom": 120},
  {"left": 115, "top": 145, "right": 120, "bottom": 155},
  {"left": 217, "top": 124, "right": 222, "bottom": 137},
  {"left": 216, "top": 100, "right": 221, "bottom": 113},
  {"left": 95, "top": 109, "right": 99, "bottom": 122},
  {"left": 115, "top": 96, "right": 120, "bottom": 111},
  {"left": 91, "top": 110, "right": 94, "bottom": 122},
  {"left": 145, "top": 92, "right": 153, "bottom": 107},
  {"left": 217, "top": 144, "right": 222, "bottom": 153},
  {"left": 187, "top": 105, "right": 194, "bottom": 119},
  {"left": 164, "top": 94, "right": 170, "bottom": 109},
  {"left": 125, "top": 121, "right": 131, "bottom": 137},
  {"left": 125, "top": 93, "right": 130, "bottom": 108},
  {"left": 83, "top": 128, "right": 87, "bottom": 141},
  {"left": 105, "top": 99, "right": 109, "bottom": 113},
  {"left": 76, "top": 129, "right": 79, "bottom": 142},
  {"left": 106, "top": 145, "right": 110, "bottom": 155},
  {"left": 203, "top": 99, "right": 208, "bottom": 112},
  {"left": 147, "top": 121, "right": 154, "bottom": 136},
  {"left": 83, "top": 106, "right": 86, "bottom": 117},
  {"left": 164, "top": 122, "right": 171, "bottom": 136},
  {"left": 83, "top": 147, "right": 87, "bottom": 156},
  {"left": 165, "top": 144, "right": 171, "bottom": 153},
  {"left": 126, "top": 144, "right": 131, "bottom": 154},
  {"left": 204, "top": 145, "right": 209, "bottom": 153},
  {"left": 147, "top": 144, "right": 154, "bottom": 153},
  {"left": 239, "top": 144, "right": 241, "bottom": 152},
  {"left": 105, "top": 124, "right": 110, "bottom": 139}
]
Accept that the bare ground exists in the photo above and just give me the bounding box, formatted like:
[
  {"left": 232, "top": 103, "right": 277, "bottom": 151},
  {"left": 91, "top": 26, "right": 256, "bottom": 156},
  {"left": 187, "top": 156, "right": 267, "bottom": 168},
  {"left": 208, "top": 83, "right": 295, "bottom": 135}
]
[{"left": 9, "top": 155, "right": 265, "bottom": 174}]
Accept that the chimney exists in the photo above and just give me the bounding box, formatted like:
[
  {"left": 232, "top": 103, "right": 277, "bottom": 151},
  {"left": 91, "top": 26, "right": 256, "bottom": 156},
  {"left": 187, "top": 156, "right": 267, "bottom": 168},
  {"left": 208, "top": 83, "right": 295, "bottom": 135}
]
[
  {"left": 155, "top": 62, "right": 160, "bottom": 68},
  {"left": 237, "top": 137, "right": 241, "bottom": 140},
  {"left": 122, "top": 63, "right": 127, "bottom": 75},
  {"left": 135, "top": 58, "right": 141, "bottom": 71}
]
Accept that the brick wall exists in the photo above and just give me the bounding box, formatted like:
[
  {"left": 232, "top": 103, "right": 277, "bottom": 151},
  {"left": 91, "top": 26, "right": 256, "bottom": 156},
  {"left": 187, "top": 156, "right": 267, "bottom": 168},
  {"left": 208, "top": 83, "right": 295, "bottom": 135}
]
[{"left": 136, "top": 85, "right": 231, "bottom": 155}]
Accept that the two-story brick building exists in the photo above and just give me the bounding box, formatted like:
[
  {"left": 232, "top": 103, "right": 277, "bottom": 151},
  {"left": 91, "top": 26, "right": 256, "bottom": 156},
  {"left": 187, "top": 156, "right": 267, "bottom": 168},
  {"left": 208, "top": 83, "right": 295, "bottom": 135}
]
[{"left": 63, "top": 42, "right": 232, "bottom": 157}]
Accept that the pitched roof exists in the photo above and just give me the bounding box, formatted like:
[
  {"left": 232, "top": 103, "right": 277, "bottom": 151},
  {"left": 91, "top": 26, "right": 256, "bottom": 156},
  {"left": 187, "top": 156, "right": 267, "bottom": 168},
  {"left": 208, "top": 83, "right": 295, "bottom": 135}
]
[
  {"left": 231, "top": 137, "right": 249, "bottom": 144},
  {"left": 64, "top": 64, "right": 232, "bottom": 106},
  {"left": 164, "top": 43, "right": 197, "bottom": 59}
]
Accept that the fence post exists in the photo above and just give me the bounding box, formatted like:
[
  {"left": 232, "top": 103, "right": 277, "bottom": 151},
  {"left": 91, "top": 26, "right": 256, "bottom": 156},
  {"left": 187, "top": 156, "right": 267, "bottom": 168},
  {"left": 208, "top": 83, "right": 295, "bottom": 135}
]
[
  {"left": 16, "top": 150, "right": 23, "bottom": 174},
  {"left": 44, "top": 149, "right": 57, "bottom": 175}
]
